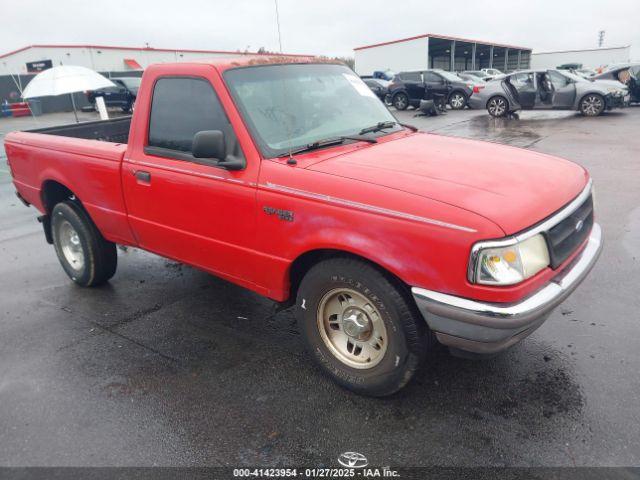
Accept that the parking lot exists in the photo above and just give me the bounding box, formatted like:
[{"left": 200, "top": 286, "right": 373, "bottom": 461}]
[{"left": 1, "top": 106, "right": 639, "bottom": 467}]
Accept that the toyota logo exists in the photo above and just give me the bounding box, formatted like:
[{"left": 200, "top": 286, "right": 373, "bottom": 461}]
[
  {"left": 575, "top": 219, "right": 584, "bottom": 232},
  {"left": 338, "top": 452, "right": 368, "bottom": 469}
]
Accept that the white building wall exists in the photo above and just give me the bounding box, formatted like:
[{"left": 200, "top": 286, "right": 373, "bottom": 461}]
[
  {"left": 354, "top": 37, "right": 429, "bottom": 76},
  {"left": 0, "top": 46, "right": 257, "bottom": 75},
  {"left": 531, "top": 46, "right": 631, "bottom": 70}
]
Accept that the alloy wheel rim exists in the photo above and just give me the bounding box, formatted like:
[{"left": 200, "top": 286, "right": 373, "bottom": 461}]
[
  {"left": 451, "top": 94, "right": 464, "bottom": 108},
  {"left": 490, "top": 98, "right": 505, "bottom": 116},
  {"left": 59, "top": 220, "right": 85, "bottom": 271},
  {"left": 584, "top": 95, "right": 602, "bottom": 115},
  {"left": 317, "top": 288, "right": 388, "bottom": 369},
  {"left": 395, "top": 95, "right": 407, "bottom": 109}
]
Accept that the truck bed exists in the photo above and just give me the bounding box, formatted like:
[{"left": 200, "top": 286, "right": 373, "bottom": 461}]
[
  {"left": 26, "top": 116, "right": 131, "bottom": 144},
  {"left": 5, "top": 116, "right": 134, "bottom": 246}
]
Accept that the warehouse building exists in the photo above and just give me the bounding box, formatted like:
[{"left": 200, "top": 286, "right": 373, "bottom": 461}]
[
  {"left": 530, "top": 45, "right": 631, "bottom": 70},
  {"left": 0, "top": 44, "right": 308, "bottom": 114},
  {"left": 354, "top": 33, "right": 532, "bottom": 76}
]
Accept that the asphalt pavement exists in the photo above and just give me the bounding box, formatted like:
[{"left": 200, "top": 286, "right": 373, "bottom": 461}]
[{"left": 1, "top": 107, "right": 639, "bottom": 467}]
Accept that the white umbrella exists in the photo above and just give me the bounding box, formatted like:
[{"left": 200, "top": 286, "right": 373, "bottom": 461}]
[{"left": 21, "top": 65, "right": 116, "bottom": 122}]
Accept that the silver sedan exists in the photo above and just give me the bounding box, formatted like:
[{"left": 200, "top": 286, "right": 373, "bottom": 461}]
[{"left": 468, "top": 69, "right": 628, "bottom": 117}]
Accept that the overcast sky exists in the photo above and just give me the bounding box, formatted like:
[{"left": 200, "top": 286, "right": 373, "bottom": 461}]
[{"left": 2, "top": 0, "right": 639, "bottom": 59}]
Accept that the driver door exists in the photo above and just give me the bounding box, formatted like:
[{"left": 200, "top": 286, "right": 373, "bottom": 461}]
[
  {"left": 122, "top": 71, "right": 260, "bottom": 282},
  {"left": 547, "top": 70, "right": 576, "bottom": 109}
]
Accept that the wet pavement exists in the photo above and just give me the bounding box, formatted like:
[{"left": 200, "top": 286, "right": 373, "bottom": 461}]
[{"left": 1, "top": 107, "right": 639, "bottom": 467}]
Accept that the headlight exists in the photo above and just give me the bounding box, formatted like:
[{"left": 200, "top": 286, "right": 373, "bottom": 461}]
[{"left": 470, "top": 234, "right": 550, "bottom": 285}]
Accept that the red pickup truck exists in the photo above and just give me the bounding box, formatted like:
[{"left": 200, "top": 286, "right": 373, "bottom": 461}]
[{"left": 5, "top": 56, "right": 602, "bottom": 396}]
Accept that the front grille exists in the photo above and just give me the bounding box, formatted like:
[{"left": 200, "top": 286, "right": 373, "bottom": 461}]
[{"left": 545, "top": 195, "right": 594, "bottom": 269}]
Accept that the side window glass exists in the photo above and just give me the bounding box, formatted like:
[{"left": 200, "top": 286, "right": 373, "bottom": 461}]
[
  {"left": 423, "top": 72, "right": 442, "bottom": 83},
  {"left": 401, "top": 72, "right": 421, "bottom": 82},
  {"left": 548, "top": 71, "right": 569, "bottom": 88},
  {"left": 148, "top": 77, "right": 237, "bottom": 156},
  {"left": 510, "top": 73, "right": 533, "bottom": 89}
]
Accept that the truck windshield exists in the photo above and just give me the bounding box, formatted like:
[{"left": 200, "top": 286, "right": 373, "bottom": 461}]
[{"left": 224, "top": 63, "right": 401, "bottom": 158}]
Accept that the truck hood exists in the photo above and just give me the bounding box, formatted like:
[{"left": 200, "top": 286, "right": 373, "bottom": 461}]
[{"left": 308, "top": 133, "right": 588, "bottom": 235}]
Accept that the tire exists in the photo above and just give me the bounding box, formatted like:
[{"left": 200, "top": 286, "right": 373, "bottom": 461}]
[
  {"left": 448, "top": 91, "right": 467, "bottom": 110},
  {"left": 580, "top": 94, "right": 605, "bottom": 116},
  {"left": 487, "top": 95, "right": 509, "bottom": 117},
  {"left": 51, "top": 200, "right": 117, "bottom": 287},
  {"left": 392, "top": 92, "right": 409, "bottom": 111},
  {"left": 295, "top": 257, "right": 433, "bottom": 396}
]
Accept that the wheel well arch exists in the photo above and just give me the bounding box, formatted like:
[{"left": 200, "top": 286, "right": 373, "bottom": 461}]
[
  {"left": 40, "top": 180, "right": 82, "bottom": 244},
  {"left": 41, "top": 180, "right": 78, "bottom": 214},
  {"left": 287, "top": 248, "right": 410, "bottom": 306}
]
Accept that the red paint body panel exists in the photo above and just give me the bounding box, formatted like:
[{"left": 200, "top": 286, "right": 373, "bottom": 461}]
[{"left": 4, "top": 56, "right": 590, "bottom": 305}]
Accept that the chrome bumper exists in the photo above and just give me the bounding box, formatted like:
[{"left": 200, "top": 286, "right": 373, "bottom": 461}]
[{"left": 412, "top": 223, "right": 602, "bottom": 354}]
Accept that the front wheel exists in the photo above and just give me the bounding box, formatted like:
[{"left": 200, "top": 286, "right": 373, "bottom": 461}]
[
  {"left": 392, "top": 92, "right": 409, "bottom": 110},
  {"left": 296, "top": 258, "right": 433, "bottom": 396},
  {"left": 487, "top": 95, "right": 509, "bottom": 117},
  {"left": 448, "top": 91, "right": 467, "bottom": 110},
  {"left": 580, "top": 94, "right": 605, "bottom": 116},
  {"left": 51, "top": 200, "right": 117, "bottom": 287}
]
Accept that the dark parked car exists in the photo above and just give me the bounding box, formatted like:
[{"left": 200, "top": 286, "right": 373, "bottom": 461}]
[
  {"left": 361, "top": 77, "right": 389, "bottom": 101},
  {"left": 592, "top": 63, "right": 640, "bottom": 103},
  {"left": 387, "top": 69, "right": 473, "bottom": 110},
  {"left": 86, "top": 77, "right": 141, "bottom": 113}
]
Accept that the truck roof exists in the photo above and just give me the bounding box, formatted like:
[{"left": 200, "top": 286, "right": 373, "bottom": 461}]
[{"left": 145, "top": 55, "right": 336, "bottom": 73}]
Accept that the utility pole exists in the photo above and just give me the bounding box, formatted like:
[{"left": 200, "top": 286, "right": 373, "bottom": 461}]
[{"left": 598, "top": 30, "right": 605, "bottom": 48}]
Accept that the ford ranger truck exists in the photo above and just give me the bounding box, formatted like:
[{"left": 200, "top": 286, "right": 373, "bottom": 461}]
[{"left": 4, "top": 57, "right": 602, "bottom": 396}]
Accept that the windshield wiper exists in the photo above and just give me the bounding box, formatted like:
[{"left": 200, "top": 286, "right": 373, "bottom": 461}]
[
  {"left": 287, "top": 135, "right": 377, "bottom": 156},
  {"left": 358, "top": 121, "right": 418, "bottom": 135},
  {"left": 359, "top": 121, "right": 397, "bottom": 135}
]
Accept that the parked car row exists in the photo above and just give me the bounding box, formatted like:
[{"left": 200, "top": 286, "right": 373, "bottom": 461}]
[{"left": 363, "top": 63, "right": 636, "bottom": 118}]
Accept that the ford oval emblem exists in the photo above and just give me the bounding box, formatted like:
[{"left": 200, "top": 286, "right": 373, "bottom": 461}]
[
  {"left": 575, "top": 219, "right": 584, "bottom": 232},
  {"left": 338, "top": 451, "right": 368, "bottom": 469}
]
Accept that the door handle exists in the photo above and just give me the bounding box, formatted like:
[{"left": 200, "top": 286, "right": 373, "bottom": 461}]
[{"left": 134, "top": 170, "right": 151, "bottom": 183}]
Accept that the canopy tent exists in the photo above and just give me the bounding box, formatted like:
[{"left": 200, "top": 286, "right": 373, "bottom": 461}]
[{"left": 21, "top": 65, "right": 116, "bottom": 122}]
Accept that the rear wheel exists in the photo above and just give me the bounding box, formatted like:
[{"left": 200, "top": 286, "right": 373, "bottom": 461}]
[
  {"left": 580, "top": 94, "right": 605, "bottom": 116},
  {"left": 296, "top": 258, "right": 433, "bottom": 396},
  {"left": 392, "top": 92, "right": 409, "bottom": 110},
  {"left": 487, "top": 95, "right": 509, "bottom": 117},
  {"left": 51, "top": 200, "right": 117, "bottom": 287},
  {"left": 448, "top": 91, "right": 467, "bottom": 110}
]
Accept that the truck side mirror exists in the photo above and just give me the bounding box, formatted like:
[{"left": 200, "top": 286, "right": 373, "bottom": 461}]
[
  {"left": 192, "top": 130, "right": 226, "bottom": 160},
  {"left": 192, "top": 130, "right": 245, "bottom": 171}
]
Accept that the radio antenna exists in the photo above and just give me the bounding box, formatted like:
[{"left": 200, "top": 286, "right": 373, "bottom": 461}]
[
  {"left": 273, "top": 0, "right": 296, "bottom": 165},
  {"left": 274, "top": 0, "right": 283, "bottom": 53}
]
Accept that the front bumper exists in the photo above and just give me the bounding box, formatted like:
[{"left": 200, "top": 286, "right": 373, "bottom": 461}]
[
  {"left": 412, "top": 223, "right": 602, "bottom": 354},
  {"left": 606, "top": 93, "right": 627, "bottom": 108}
]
